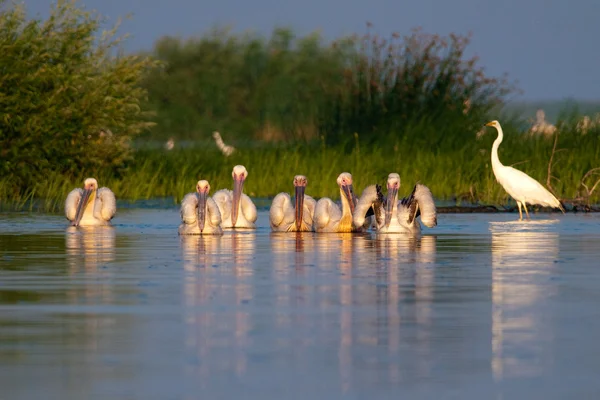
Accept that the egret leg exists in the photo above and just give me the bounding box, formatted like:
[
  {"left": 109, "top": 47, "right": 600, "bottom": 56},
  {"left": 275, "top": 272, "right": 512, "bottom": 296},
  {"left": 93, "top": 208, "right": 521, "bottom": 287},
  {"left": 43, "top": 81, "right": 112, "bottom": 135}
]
[
  {"left": 516, "top": 201, "right": 523, "bottom": 220},
  {"left": 523, "top": 203, "right": 531, "bottom": 220}
]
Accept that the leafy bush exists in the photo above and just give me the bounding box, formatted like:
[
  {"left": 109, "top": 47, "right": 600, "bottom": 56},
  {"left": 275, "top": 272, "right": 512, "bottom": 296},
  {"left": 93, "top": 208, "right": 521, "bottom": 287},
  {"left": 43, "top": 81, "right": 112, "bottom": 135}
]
[
  {"left": 143, "top": 26, "right": 517, "bottom": 145},
  {"left": 0, "top": 0, "right": 158, "bottom": 192}
]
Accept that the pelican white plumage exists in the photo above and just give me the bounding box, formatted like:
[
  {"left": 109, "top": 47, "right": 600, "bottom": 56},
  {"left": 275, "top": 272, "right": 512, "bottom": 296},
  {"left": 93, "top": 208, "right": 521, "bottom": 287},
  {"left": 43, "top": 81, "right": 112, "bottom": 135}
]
[
  {"left": 213, "top": 165, "right": 257, "bottom": 229},
  {"left": 484, "top": 120, "right": 565, "bottom": 220},
  {"left": 212, "top": 131, "right": 236, "bottom": 156},
  {"left": 65, "top": 178, "right": 116, "bottom": 227},
  {"left": 179, "top": 180, "right": 223, "bottom": 235},
  {"left": 354, "top": 173, "right": 437, "bottom": 234},
  {"left": 270, "top": 175, "right": 316, "bottom": 232},
  {"left": 314, "top": 172, "right": 368, "bottom": 233},
  {"left": 529, "top": 109, "right": 557, "bottom": 137}
]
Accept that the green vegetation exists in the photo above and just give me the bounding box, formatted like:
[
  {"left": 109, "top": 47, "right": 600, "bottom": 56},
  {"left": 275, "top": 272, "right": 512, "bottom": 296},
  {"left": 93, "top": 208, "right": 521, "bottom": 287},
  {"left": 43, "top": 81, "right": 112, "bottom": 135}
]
[
  {"left": 0, "top": 1, "right": 598, "bottom": 212},
  {"left": 2, "top": 120, "right": 599, "bottom": 212},
  {"left": 0, "top": 0, "right": 157, "bottom": 194}
]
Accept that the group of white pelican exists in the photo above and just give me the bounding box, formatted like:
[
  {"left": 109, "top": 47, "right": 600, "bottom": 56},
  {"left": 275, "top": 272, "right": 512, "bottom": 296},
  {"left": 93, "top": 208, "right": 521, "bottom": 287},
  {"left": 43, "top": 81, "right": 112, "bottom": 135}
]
[
  {"left": 65, "top": 166, "right": 438, "bottom": 236},
  {"left": 65, "top": 120, "right": 566, "bottom": 231}
]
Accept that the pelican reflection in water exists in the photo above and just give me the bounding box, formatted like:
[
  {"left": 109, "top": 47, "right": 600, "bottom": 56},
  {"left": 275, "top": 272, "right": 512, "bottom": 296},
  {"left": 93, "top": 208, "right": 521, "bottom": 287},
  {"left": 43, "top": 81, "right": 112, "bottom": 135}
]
[
  {"left": 490, "top": 220, "right": 559, "bottom": 382},
  {"left": 180, "top": 231, "right": 256, "bottom": 379}
]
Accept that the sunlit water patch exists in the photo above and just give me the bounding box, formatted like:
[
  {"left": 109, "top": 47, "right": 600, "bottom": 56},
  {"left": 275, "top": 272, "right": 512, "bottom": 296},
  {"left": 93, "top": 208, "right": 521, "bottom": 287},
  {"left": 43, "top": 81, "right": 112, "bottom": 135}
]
[{"left": 1, "top": 211, "right": 600, "bottom": 399}]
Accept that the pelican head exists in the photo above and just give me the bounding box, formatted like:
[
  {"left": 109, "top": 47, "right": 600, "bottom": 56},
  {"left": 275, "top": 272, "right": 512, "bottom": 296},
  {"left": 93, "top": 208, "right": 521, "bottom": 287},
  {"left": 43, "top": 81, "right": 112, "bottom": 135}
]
[
  {"left": 385, "top": 173, "right": 400, "bottom": 227},
  {"left": 293, "top": 175, "right": 308, "bottom": 230},
  {"left": 336, "top": 172, "right": 355, "bottom": 215},
  {"left": 196, "top": 180, "right": 210, "bottom": 232},
  {"left": 231, "top": 165, "right": 248, "bottom": 226},
  {"left": 73, "top": 177, "right": 98, "bottom": 227}
]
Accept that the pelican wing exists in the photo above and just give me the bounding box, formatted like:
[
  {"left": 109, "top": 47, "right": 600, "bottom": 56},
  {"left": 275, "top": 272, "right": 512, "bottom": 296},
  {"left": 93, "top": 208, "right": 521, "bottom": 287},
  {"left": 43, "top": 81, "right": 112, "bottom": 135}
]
[
  {"left": 314, "top": 197, "right": 341, "bottom": 231},
  {"left": 213, "top": 189, "right": 232, "bottom": 223},
  {"left": 240, "top": 193, "right": 258, "bottom": 223},
  {"left": 270, "top": 192, "right": 294, "bottom": 229},
  {"left": 353, "top": 184, "right": 384, "bottom": 228},
  {"left": 207, "top": 197, "right": 222, "bottom": 227},
  {"left": 303, "top": 195, "right": 317, "bottom": 227},
  {"left": 65, "top": 188, "right": 84, "bottom": 221},
  {"left": 96, "top": 187, "right": 117, "bottom": 221},
  {"left": 180, "top": 193, "right": 199, "bottom": 224},
  {"left": 400, "top": 184, "right": 437, "bottom": 227}
]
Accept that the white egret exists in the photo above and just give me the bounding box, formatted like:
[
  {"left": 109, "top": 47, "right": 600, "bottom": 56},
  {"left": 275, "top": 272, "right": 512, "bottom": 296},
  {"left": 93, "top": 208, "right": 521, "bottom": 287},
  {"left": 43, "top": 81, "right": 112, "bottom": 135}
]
[
  {"left": 354, "top": 173, "right": 437, "bottom": 234},
  {"left": 65, "top": 178, "right": 116, "bottom": 227},
  {"left": 484, "top": 120, "right": 565, "bottom": 220},
  {"left": 270, "top": 175, "right": 316, "bottom": 232},
  {"left": 179, "top": 180, "right": 223, "bottom": 235},
  {"left": 212, "top": 131, "right": 236, "bottom": 156},
  {"left": 213, "top": 165, "right": 257, "bottom": 229}
]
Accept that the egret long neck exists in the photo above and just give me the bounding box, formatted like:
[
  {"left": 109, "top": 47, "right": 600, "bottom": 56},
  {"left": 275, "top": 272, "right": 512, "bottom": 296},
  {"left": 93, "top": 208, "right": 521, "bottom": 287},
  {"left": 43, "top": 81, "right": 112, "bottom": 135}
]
[{"left": 491, "top": 126, "right": 505, "bottom": 173}]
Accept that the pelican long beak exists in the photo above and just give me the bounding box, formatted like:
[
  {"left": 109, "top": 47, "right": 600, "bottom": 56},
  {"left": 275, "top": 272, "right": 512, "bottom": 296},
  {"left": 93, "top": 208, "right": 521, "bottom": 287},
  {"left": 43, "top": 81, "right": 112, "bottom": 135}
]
[
  {"left": 385, "top": 186, "right": 398, "bottom": 227},
  {"left": 73, "top": 188, "right": 94, "bottom": 227},
  {"left": 197, "top": 191, "right": 207, "bottom": 232},
  {"left": 231, "top": 175, "right": 245, "bottom": 227},
  {"left": 294, "top": 185, "right": 305, "bottom": 231},
  {"left": 342, "top": 184, "right": 356, "bottom": 215}
]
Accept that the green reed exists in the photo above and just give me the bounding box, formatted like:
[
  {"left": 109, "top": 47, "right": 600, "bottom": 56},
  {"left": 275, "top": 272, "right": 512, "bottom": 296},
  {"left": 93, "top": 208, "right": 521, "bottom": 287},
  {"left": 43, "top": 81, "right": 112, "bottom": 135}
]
[{"left": 2, "top": 120, "right": 598, "bottom": 212}]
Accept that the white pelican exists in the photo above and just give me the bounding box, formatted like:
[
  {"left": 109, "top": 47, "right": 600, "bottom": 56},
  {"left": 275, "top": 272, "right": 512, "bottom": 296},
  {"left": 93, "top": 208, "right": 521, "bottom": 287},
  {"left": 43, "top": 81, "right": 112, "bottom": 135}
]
[
  {"left": 65, "top": 178, "right": 116, "bottom": 227},
  {"left": 213, "top": 165, "right": 257, "bottom": 229},
  {"left": 179, "top": 180, "right": 223, "bottom": 235},
  {"left": 354, "top": 173, "right": 437, "bottom": 234},
  {"left": 529, "top": 109, "right": 557, "bottom": 137},
  {"left": 314, "top": 172, "right": 367, "bottom": 233},
  {"left": 212, "top": 131, "right": 236, "bottom": 156},
  {"left": 484, "top": 120, "right": 565, "bottom": 220},
  {"left": 270, "top": 175, "right": 316, "bottom": 232}
]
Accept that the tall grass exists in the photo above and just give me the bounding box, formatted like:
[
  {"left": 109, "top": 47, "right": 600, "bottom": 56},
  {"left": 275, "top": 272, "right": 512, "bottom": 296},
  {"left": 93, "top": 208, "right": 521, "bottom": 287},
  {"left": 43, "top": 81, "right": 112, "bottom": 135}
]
[{"left": 2, "top": 120, "right": 598, "bottom": 212}]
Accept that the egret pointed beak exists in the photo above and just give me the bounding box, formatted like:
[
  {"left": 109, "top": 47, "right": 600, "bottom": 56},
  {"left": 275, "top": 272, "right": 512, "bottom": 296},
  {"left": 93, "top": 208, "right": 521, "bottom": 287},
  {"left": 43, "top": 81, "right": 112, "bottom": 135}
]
[
  {"left": 294, "top": 185, "right": 305, "bottom": 231},
  {"left": 197, "top": 191, "right": 208, "bottom": 232},
  {"left": 231, "top": 175, "right": 245, "bottom": 227},
  {"left": 385, "top": 187, "right": 398, "bottom": 227},
  {"left": 342, "top": 184, "right": 355, "bottom": 215},
  {"left": 73, "top": 188, "right": 94, "bottom": 227},
  {"left": 485, "top": 121, "right": 494, "bottom": 127}
]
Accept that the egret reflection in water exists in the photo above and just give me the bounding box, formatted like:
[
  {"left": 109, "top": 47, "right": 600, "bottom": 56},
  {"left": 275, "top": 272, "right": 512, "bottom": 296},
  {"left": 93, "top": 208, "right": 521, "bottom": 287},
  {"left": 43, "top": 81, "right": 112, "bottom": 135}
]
[{"left": 490, "top": 219, "right": 560, "bottom": 382}]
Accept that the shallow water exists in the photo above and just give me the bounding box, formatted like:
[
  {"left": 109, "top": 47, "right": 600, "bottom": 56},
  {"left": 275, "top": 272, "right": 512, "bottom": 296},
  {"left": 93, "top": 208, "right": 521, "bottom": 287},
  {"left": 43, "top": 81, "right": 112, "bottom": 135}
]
[{"left": 1, "top": 210, "right": 600, "bottom": 399}]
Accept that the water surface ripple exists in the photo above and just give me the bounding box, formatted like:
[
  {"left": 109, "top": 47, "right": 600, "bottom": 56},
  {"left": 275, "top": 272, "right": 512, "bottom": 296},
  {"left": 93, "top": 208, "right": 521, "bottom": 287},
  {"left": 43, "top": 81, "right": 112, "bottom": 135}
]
[{"left": 1, "top": 210, "right": 600, "bottom": 399}]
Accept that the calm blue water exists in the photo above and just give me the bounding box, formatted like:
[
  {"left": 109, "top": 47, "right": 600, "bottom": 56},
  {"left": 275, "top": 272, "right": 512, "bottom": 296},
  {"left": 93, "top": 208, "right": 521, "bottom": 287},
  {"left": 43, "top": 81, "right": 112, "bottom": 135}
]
[{"left": 1, "top": 210, "right": 599, "bottom": 399}]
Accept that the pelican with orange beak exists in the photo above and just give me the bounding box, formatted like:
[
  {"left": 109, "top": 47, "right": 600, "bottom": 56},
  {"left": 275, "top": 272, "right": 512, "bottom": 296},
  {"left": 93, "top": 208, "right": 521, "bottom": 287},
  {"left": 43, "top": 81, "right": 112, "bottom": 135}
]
[
  {"left": 65, "top": 178, "right": 116, "bottom": 227},
  {"left": 179, "top": 180, "right": 223, "bottom": 235},
  {"left": 314, "top": 172, "right": 367, "bottom": 233},
  {"left": 270, "top": 175, "right": 316, "bottom": 232},
  {"left": 213, "top": 165, "right": 257, "bottom": 229},
  {"left": 354, "top": 173, "right": 437, "bottom": 234}
]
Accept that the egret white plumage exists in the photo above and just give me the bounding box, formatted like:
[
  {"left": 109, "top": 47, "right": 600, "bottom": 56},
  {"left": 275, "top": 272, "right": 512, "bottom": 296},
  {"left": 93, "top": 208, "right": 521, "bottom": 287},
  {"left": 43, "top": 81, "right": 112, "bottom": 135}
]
[
  {"left": 213, "top": 165, "right": 257, "bottom": 229},
  {"left": 313, "top": 172, "right": 368, "bottom": 233},
  {"left": 484, "top": 120, "right": 565, "bottom": 220},
  {"left": 212, "top": 131, "right": 236, "bottom": 156},
  {"left": 354, "top": 173, "right": 437, "bottom": 234},
  {"left": 179, "top": 180, "right": 223, "bottom": 235},
  {"left": 65, "top": 178, "right": 116, "bottom": 227},
  {"left": 270, "top": 175, "right": 316, "bottom": 232}
]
